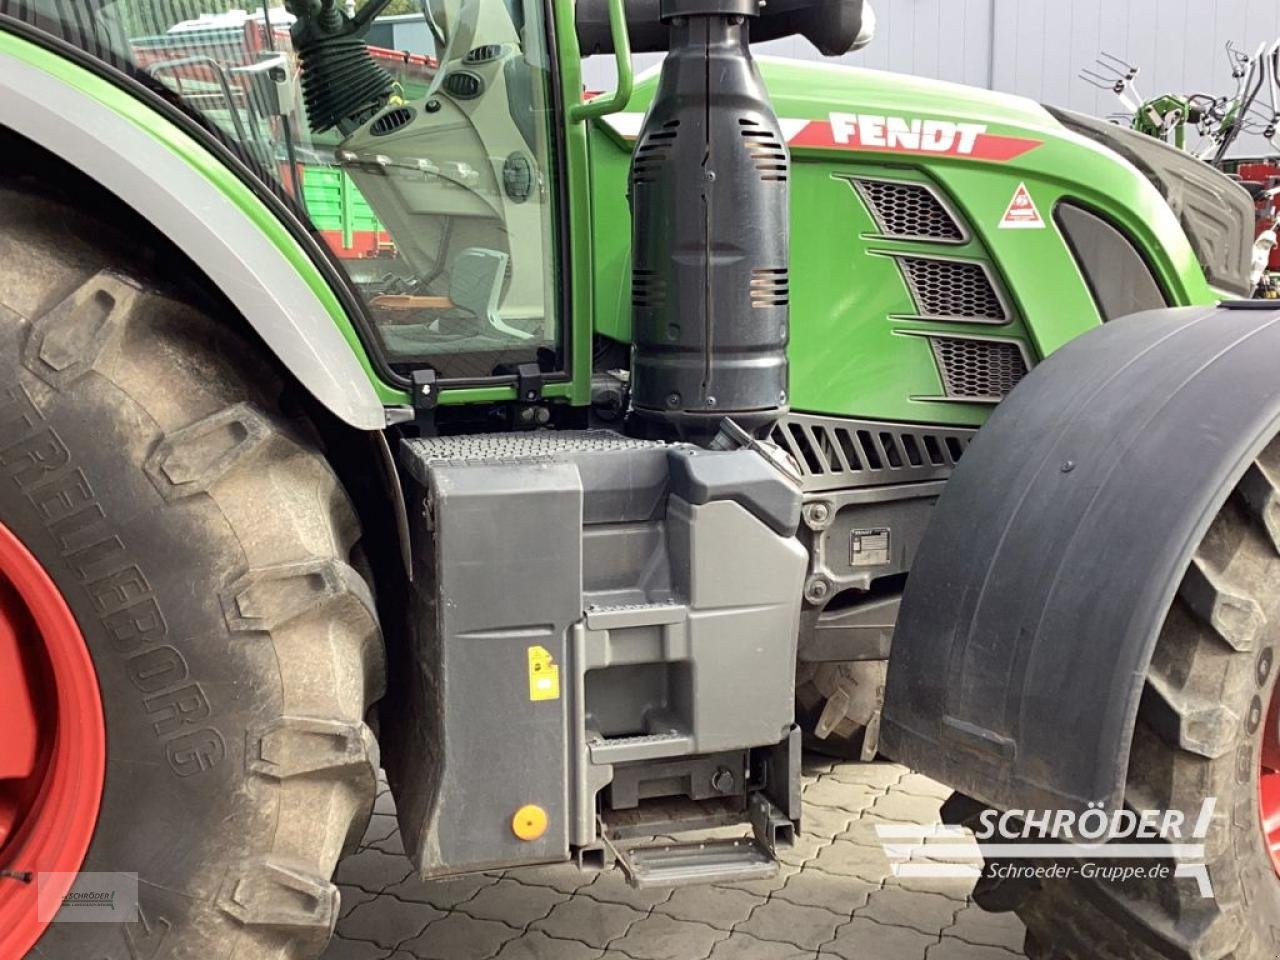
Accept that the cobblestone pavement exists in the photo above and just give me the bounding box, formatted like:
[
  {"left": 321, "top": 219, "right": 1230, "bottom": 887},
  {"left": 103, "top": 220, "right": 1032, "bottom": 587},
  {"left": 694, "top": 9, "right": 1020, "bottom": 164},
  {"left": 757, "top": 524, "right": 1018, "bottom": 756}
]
[{"left": 323, "top": 759, "right": 1026, "bottom": 960}]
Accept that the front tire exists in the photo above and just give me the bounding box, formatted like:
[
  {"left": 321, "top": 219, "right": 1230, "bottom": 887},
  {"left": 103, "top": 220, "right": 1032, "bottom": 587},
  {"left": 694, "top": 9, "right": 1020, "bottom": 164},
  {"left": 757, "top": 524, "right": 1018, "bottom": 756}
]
[
  {"left": 1009, "top": 439, "right": 1280, "bottom": 959},
  {"left": 0, "top": 186, "right": 385, "bottom": 958}
]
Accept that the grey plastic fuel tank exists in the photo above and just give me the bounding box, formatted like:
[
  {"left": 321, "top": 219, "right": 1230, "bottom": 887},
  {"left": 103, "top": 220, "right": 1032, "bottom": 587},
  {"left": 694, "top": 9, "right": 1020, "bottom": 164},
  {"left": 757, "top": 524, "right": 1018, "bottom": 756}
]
[{"left": 389, "top": 431, "right": 806, "bottom": 878}]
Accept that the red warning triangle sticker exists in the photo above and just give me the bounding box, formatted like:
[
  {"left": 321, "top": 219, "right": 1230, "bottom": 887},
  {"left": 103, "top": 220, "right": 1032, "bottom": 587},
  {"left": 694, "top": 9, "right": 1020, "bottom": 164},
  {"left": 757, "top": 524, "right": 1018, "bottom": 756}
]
[{"left": 1000, "top": 182, "right": 1045, "bottom": 230}]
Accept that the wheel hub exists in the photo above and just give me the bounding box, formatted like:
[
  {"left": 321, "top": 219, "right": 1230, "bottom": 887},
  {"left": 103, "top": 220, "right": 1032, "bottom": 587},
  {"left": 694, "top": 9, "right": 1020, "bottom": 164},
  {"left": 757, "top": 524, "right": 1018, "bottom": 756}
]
[
  {"left": 0, "top": 521, "right": 104, "bottom": 958},
  {"left": 1261, "top": 672, "right": 1280, "bottom": 878}
]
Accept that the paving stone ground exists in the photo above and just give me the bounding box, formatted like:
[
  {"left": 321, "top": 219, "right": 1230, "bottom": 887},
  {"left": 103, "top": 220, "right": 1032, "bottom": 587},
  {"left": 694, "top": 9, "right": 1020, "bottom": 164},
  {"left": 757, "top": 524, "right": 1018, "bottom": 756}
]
[{"left": 323, "top": 759, "right": 1026, "bottom": 960}]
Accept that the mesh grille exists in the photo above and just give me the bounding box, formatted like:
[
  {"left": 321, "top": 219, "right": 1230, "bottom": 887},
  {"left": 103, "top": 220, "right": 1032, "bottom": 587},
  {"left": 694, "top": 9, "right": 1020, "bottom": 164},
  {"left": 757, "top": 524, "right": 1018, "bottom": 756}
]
[
  {"left": 770, "top": 414, "right": 975, "bottom": 492},
  {"left": 930, "top": 337, "right": 1029, "bottom": 401},
  {"left": 854, "top": 179, "right": 964, "bottom": 242},
  {"left": 899, "top": 257, "right": 1007, "bottom": 322}
]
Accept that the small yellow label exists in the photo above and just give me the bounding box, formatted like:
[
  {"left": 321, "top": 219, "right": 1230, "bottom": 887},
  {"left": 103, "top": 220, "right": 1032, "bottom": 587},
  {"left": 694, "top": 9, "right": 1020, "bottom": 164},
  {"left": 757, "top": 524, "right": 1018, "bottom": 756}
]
[{"left": 527, "top": 645, "right": 560, "bottom": 702}]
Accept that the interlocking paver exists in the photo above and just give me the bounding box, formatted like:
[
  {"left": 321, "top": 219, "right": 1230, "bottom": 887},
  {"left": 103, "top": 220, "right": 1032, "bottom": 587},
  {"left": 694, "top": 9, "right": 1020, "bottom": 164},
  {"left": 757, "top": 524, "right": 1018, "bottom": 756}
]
[
  {"left": 654, "top": 883, "right": 760, "bottom": 928},
  {"left": 400, "top": 912, "right": 522, "bottom": 959},
  {"left": 856, "top": 887, "right": 961, "bottom": 936},
  {"left": 802, "top": 778, "right": 882, "bottom": 813},
  {"left": 509, "top": 863, "right": 601, "bottom": 895},
  {"left": 362, "top": 814, "right": 402, "bottom": 847},
  {"left": 374, "top": 789, "right": 396, "bottom": 817},
  {"left": 531, "top": 895, "right": 644, "bottom": 948},
  {"left": 455, "top": 878, "right": 568, "bottom": 928},
  {"left": 943, "top": 906, "right": 1026, "bottom": 953},
  {"left": 809, "top": 836, "right": 893, "bottom": 883},
  {"left": 324, "top": 936, "right": 395, "bottom": 960},
  {"left": 872, "top": 790, "right": 946, "bottom": 824},
  {"left": 885, "top": 870, "right": 978, "bottom": 901},
  {"left": 339, "top": 897, "right": 444, "bottom": 950},
  {"left": 607, "top": 913, "right": 729, "bottom": 960},
  {"left": 383, "top": 872, "right": 500, "bottom": 910},
  {"left": 736, "top": 898, "right": 845, "bottom": 950},
  {"left": 339, "top": 885, "right": 380, "bottom": 919},
  {"left": 773, "top": 869, "right": 873, "bottom": 916},
  {"left": 490, "top": 930, "right": 604, "bottom": 959},
  {"left": 897, "top": 773, "right": 953, "bottom": 800},
  {"left": 800, "top": 805, "right": 856, "bottom": 840},
  {"left": 708, "top": 855, "right": 800, "bottom": 895},
  {"left": 325, "top": 760, "right": 1026, "bottom": 960},
  {"left": 706, "top": 932, "right": 816, "bottom": 960},
  {"left": 821, "top": 916, "right": 934, "bottom": 960},
  {"left": 777, "top": 830, "right": 835, "bottom": 868},
  {"left": 825, "top": 762, "right": 907, "bottom": 789},
  {"left": 582, "top": 868, "right": 675, "bottom": 910},
  {"left": 335, "top": 846, "right": 415, "bottom": 893},
  {"left": 930, "top": 938, "right": 1025, "bottom": 959}
]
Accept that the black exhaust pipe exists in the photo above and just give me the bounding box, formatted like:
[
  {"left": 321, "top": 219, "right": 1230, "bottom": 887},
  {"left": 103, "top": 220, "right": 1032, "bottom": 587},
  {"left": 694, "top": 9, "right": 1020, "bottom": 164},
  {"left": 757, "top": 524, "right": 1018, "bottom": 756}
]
[{"left": 628, "top": 0, "right": 790, "bottom": 442}]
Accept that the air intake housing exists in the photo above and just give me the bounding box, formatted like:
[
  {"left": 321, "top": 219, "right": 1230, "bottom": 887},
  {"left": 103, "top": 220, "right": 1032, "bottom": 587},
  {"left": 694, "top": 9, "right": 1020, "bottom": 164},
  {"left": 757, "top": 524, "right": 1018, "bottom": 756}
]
[{"left": 629, "top": 0, "right": 790, "bottom": 441}]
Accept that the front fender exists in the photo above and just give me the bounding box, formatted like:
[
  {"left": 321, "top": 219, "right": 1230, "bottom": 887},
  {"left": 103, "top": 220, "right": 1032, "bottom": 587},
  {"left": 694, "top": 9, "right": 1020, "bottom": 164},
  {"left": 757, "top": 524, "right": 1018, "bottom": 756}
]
[
  {"left": 881, "top": 302, "right": 1280, "bottom": 813},
  {"left": 0, "top": 34, "right": 390, "bottom": 430}
]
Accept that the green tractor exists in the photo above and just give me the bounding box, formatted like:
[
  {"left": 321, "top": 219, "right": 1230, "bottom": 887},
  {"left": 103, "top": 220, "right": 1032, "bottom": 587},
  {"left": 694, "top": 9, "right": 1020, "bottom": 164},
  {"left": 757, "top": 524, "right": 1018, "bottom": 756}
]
[{"left": 0, "top": 0, "right": 1275, "bottom": 957}]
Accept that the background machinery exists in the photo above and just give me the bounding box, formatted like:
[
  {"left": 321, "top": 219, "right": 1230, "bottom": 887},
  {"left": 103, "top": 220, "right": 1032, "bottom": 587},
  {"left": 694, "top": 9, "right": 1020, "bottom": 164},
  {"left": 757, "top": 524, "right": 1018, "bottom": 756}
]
[{"left": 0, "top": 0, "right": 1277, "bottom": 957}]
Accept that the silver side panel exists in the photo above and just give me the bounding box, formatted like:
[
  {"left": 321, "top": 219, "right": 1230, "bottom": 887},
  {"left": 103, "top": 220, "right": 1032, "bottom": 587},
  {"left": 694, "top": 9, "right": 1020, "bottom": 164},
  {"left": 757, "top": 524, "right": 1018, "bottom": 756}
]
[{"left": 0, "top": 51, "right": 386, "bottom": 431}]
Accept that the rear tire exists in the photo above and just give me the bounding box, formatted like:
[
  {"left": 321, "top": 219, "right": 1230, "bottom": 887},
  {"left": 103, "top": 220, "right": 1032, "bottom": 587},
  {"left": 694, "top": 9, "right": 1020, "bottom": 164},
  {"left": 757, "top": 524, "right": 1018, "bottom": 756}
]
[
  {"left": 1, "top": 186, "right": 385, "bottom": 958},
  {"left": 1010, "top": 439, "right": 1280, "bottom": 959}
]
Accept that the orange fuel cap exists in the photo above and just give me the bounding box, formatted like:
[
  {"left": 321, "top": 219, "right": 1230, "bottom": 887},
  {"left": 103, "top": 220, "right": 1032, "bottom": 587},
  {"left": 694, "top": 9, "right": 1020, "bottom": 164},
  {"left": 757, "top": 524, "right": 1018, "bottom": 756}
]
[{"left": 512, "top": 804, "right": 548, "bottom": 842}]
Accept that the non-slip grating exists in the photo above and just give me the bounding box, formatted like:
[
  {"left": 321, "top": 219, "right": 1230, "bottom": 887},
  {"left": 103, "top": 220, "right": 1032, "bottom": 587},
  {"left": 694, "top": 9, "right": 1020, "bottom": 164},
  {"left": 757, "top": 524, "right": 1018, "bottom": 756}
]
[
  {"left": 769, "top": 413, "right": 975, "bottom": 492},
  {"left": 930, "top": 336, "right": 1029, "bottom": 401},
  {"left": 854, "top": 179, "right": 965, "bottom": 242},
  {"left": 898, "top": 256, "right": 1007, "bottom": 322}
]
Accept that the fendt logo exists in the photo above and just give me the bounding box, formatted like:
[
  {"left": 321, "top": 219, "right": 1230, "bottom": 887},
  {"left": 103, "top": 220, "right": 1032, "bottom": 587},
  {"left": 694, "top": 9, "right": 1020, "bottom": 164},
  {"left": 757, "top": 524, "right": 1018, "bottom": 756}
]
[{"left": 790, "top": 112, "right": 1044, "bottom": 162}]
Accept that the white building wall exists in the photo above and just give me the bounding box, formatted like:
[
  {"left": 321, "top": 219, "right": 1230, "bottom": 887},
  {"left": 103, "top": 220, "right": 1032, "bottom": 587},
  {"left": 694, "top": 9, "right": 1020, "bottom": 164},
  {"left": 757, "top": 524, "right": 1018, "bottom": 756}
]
[{"left": 583, "top": 0, "right": 1280, "bottom": 156}]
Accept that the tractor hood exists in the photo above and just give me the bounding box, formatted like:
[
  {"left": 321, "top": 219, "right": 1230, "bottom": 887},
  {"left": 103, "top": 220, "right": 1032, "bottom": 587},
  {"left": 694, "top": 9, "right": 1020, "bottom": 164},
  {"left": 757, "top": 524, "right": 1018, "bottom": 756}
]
[{"left": 599, "top": 57, "right": 1246, "bottom": 298}]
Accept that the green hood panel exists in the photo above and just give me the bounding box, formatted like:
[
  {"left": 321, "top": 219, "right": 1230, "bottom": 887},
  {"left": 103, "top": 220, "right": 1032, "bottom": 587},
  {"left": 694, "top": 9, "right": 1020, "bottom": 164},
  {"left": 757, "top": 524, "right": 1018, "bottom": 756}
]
[{"left": 590, "top": 59, "right": 1216, "bottom": 428}]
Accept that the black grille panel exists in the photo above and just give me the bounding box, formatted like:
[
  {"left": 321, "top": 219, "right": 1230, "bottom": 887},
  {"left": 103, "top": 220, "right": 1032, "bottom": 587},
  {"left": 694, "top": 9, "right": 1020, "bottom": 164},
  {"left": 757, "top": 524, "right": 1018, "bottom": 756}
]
[
  {"left": 899, "top": 257, "right": 1008, "bottom": 322},
  {"left": 738, "top": 118, "right": 788, "bottom": 182},
  {"left": 632, "top": 269, "right": 667, "bottom": 309},
  {"left": 749, "top": 268, "right": 789, "bottom": 308},
  {"left": 770, "top": 414, "right": 975, "bottom": 492},
  {"left": 854, "top": 179, "right": 965, "bottom": 242},
  {"left": 632, "top": 120, "right": 679, "bottom": 184},
  {"left": 930, "top": 337, "right": 1029, "bottom": 401}
]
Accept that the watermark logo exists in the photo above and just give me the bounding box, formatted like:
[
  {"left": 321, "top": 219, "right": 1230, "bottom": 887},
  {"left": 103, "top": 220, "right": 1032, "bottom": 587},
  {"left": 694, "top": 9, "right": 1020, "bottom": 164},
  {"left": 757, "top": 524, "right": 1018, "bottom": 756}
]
[
  {"left": 876, "top": 799, "right": 1217, "bottom": 898},
  {"left": 37, "top": 872, "right": 139, "bottom": 923}
]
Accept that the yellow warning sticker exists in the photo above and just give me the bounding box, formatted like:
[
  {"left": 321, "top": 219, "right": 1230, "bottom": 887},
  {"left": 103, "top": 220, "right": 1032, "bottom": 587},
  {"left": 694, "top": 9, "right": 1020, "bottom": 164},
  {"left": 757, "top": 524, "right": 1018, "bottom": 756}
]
[{"left": 527, "top": 645, "right": 561, "bottom": 702}]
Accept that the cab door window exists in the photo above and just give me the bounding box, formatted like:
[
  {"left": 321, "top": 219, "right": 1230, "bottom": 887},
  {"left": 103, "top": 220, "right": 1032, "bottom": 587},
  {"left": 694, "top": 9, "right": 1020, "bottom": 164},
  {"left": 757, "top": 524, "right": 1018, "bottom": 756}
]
[{"left": 22, "top": 0, "right": 564, "bottom": 381}]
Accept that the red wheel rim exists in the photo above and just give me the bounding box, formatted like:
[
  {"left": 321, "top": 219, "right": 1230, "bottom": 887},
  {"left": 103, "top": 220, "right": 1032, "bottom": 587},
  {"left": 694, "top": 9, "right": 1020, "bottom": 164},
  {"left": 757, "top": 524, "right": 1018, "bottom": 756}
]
[
  {"left": 0, "top": 521, "right": 104, "bottom": 958},
  {"left": 1262, "top": 670, "right": 1280, "bottom": 878}
]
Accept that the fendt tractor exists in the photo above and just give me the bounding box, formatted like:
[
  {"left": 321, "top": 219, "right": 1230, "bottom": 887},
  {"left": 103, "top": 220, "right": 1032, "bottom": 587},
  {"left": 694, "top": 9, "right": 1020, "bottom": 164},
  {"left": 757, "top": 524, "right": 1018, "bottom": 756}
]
[{"left": 1, "top": 0, "right": 1277, "bottom": 956}]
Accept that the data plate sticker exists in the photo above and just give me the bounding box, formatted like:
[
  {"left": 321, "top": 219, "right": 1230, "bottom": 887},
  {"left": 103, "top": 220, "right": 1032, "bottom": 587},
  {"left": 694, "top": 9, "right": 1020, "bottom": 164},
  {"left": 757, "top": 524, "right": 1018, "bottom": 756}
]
[{"left": 850, "top": 528, "right": 892, "bottom": 567}]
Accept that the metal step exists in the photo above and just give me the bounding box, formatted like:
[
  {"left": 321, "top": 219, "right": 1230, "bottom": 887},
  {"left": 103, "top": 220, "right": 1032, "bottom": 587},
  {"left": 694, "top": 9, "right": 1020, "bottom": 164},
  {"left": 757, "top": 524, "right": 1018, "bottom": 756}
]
[
  {"left": 611, "top": 837, "right": 779, "bottom": 889},
  {"left": 588, "top": 731, "right": 694, "bottom": 764}
]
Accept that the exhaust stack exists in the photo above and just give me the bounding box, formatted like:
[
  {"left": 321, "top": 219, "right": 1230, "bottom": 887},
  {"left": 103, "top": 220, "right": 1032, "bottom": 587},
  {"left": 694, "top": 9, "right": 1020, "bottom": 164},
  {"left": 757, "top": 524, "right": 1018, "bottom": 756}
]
[{"left": 629, "top": 0, "right": 790, "bottom": 441}]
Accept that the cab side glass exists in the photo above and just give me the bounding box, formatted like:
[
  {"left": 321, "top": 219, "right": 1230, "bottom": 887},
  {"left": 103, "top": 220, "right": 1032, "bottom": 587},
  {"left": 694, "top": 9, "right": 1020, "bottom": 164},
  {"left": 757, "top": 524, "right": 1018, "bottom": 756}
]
[{"left": 24, "top": 0, "right": 563, "bottom": 380}]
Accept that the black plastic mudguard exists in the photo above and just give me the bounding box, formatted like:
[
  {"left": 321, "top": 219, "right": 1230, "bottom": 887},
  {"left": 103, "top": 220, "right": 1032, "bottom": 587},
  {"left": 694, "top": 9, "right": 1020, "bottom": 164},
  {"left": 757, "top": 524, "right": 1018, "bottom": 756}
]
[{"left": 880, "top": 302, "right": 1280, "bottom": 813}]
